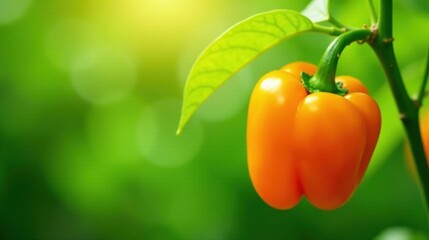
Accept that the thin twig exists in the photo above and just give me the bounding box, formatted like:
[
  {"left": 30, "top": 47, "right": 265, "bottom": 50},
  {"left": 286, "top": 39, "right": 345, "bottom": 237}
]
[
  {"left": 417, "top": 43, "right": 429, "bottom": 106},
  {"left": 367, "top": 0, "right": 377, "bottom": 25}
]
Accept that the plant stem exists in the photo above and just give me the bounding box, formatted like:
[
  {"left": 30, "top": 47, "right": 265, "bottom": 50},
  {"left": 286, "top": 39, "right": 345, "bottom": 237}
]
[
  {"left": 329, "top": 17, "right": 350, "bottom": 31},
  {"left": 367, "top": 0, "right": 377, "bottom": 25},
  {"left": 306, "top": 29, "right": 372, "bottom": 94},
  {"left": 313, "top": 24, "right": 346, "bottom": 36},
  {"left": 370, "top": 0, "right": 429, "bottom": 216},
  {"left": 417, "top": 45, "right": 429, "bottom": 106}
]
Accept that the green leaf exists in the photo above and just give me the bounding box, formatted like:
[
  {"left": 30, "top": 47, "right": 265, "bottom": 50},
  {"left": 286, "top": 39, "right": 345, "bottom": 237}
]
[
  {"left": 177, "top": 10, "right": 313, "bottom": 134},
  {"left": 301, "top": 0, "right": 330, "bottom": 23}
]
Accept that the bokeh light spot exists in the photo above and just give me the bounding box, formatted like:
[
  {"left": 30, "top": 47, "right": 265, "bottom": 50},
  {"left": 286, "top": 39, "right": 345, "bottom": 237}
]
[
  {"left": 45, "top": 19, "right": 97, "bottom": 70},
  {"left": 0, "top": 0, "right": 32, "bottom": 24},
  {"left": 71, "top": 47, "right": 137, "bottom": 105},
  {"left": 86, "top": 99, "right": 142, "bottom": 166},
  {"left": 137, "top": 99, "right": 204, "bottom": 167},
  {"left": 374, "top": 226, "right": 425, "bottom": 240}
]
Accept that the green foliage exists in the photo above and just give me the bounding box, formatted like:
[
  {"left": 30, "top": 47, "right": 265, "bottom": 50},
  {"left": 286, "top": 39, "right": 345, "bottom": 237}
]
[
  {"left": 301, "top": 0, "right": 330, "bottom": 23},
  {"left": 177, "top": 10, "right": 313, "bottom": 134},
  {"left": 1, "top": 0, "right": 429, "bottom": 239}
]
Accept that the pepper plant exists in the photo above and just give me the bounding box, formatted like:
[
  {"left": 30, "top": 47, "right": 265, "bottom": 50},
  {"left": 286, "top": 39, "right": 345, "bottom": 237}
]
[{"left": 177, "top": 0, "right": 429, "bottom": 219}]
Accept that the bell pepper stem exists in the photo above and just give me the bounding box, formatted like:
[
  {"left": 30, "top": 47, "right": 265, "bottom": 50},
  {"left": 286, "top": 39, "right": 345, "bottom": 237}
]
[
  {"left": 370, "top": 0, "right": 429, "bottom": 217},
  {"left": 305, "top": 29, "right": 372, "bottom": 95}
]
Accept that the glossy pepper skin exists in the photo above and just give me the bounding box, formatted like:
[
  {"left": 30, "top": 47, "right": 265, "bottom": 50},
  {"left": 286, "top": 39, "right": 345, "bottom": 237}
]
[{"left": 247, "top": 62, "right": 381, "bottom": 210}]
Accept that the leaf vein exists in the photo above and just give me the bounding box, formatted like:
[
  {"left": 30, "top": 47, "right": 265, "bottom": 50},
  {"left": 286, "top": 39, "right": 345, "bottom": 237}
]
[
  {"left": 251, "top": 18, "right": 287, "bottom": 36},
  {"left": 177, "top": 10, "right": 313, "bottom": 134},
  {"left": 203, "top": 45, "right": 261, "bottom": 60},
  {"left": 190, "top": 69, "right": 232, "bottom": 81},
  {"left": 226, "top": 28, "right": 282, "bottom": 41},
  {"left": 283, "top": 13, "right": 299, "bottom": 31},
  {"left": 186, "top": 85, "right": 217, "bottom": 96}
]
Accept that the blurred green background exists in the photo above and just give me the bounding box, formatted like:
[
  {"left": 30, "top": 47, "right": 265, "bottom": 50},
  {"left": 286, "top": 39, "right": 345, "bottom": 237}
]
[{"left": 1, "top": 0, "right": 429, "bottom": 239}]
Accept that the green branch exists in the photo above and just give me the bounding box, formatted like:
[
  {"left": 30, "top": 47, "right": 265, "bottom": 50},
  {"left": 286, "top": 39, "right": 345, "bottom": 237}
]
[
  {"left": 313, "top": 24, "right": 346, "bottom": 36},
  {"left": 371, "top": 0, "right": 429, "bottom": 217},
  {"left": 329, "top": 17, "right": 350, "bottom": 31},
  {"left": 417, "top": 44, "right": 429, "bottom": 106}
]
